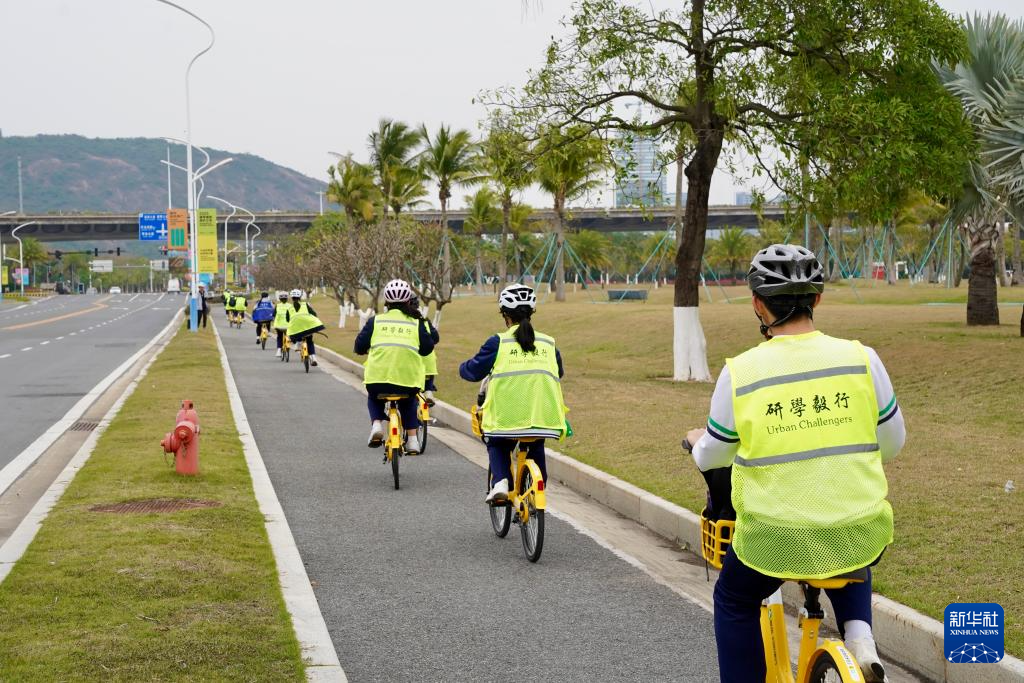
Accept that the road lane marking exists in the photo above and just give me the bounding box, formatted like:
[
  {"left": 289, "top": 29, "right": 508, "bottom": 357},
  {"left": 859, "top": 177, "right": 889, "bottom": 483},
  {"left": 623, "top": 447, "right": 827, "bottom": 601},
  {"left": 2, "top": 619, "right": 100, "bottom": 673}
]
[
  {"left": 129, "top": 294, "right": 140, "bottom": 302},
  {"left": 56, "top": 336, "right": 63, "bottom": 340},
  {"left": 40, "top": 341, "right": 50, "bottom": 345},
  {"left": 21, "top": 347, "right": 32, "bottom": 352},
  {"left": 1, "top": 296, "right": 112, "bottom": 331},
  {"left": 0, "top": 309, "right": 183, "bottom": 500},
  {"left": 0, "top": 354, "right": 10, "bottom": 359}
]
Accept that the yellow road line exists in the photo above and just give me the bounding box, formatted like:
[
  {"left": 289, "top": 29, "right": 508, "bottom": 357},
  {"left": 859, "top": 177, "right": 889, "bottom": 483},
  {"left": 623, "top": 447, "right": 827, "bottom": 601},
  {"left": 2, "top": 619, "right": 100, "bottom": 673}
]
[{"left": 1, "top": 296, "right": 112, "bottom": 331}]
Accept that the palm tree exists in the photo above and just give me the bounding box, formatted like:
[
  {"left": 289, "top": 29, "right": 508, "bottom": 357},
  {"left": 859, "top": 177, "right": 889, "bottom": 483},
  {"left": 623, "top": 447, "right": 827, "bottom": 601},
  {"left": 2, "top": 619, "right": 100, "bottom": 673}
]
[
  {"left": 463, "top": 186, "right": 501, "bottom": 294},
  {"left": 936, "top": 13, "right": 1024, "bottom": 326},
  {"left": 326, "top": 158, "right": 380, "bottom": 223},
  {"left": 482, "top": 116, "right": 534, "bottom": 284},
  {"left": 388, "top": 164, "right": 429, "bottom": 216},
  {"left": 419, "top": 124, "right": 483, "bottom": 299},
  {"left": 709, "top": 226, "right": 752, "bottom": 279},
  {"left": 534, "top": 126, "right": 607, "bottom": 301},
  {"left": 567, "top": 229, "right": 612, "bottom": 281},
  {"left": 368, "top": 119, "right": 422, "bottom": 216},
  {"left": 507, "top": 203, "right": 536, "bottom": 280}
]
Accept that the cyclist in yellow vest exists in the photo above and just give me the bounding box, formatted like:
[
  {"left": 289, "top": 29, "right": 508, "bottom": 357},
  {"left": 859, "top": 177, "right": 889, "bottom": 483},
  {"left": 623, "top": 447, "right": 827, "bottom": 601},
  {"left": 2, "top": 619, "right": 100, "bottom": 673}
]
[
  {"left": 229, "top": 291, "right": 247, "bottom": 320},
  {"left": 354, "top": 279, "right": 437, "bottom": 453},
  {"left": 285, "top": 288, "right": 324, "bottom": 367},
  {"left": 273, "top": 291, "right": 290, "bottom": 357},
  {"left": 418, "top": 308, "right": 440, "bottom": 405},
  {"left": 684, "top": 244, "right": 905, "bottom": 683},
  {"left": 459, "top": 284, "right": 566, "bottom": 503}
]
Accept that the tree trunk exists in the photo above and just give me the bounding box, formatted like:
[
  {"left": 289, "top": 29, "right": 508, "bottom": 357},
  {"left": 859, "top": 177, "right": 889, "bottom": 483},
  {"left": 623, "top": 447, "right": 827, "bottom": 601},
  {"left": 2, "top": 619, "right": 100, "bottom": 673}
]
[
  {"left": 554, "top": 197, "right": 566, "bottom": 302},
  {"left": 441, "top": 197, "right": 452, "bottom": 300},
  {"left": 500, "top": 198, "right": 511, "bottom": 284},
  {"left": 996, "top": 222, "right": 1011, "bottom": 287},
  {"left": 674, "top": 154, "right": 684, "bottom": 245},
  {"left": 954, "top": 236, "right": 965, "bottom": 288},
  {"left": 672, "top": 126, "right": 722, "bottom": 382},
  {"left": 885, "top": 222, "right": 897, "bottom": 285},
  {"left": 965, "top": 220, "right": 1000, "bottom": 326},
  {"left": 475, "top": 233, "right": 484, "bottom": 295},
  {"left": 827, "top": 221, "right": 842, "bottom": 282},
  {"left": 1012, "top": 219, "right": 1022, "bottom": 286}
]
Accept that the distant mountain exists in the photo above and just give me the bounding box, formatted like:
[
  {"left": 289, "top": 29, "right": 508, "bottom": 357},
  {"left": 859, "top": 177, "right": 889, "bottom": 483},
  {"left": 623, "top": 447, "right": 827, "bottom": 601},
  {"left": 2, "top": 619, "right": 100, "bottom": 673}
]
[{"left": 0, "top": 134, "right": 325, "bottom": 213}]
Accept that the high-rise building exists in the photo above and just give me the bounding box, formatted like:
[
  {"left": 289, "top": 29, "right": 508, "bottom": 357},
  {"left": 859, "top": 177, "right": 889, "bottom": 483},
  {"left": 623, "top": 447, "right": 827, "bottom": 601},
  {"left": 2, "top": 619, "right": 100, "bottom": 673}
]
[
  {"left": 613, "top": 132, "right": 667, "bottom": 208},
  {"left": 735, "top": 191, "right": 754, "bottom": 205}
]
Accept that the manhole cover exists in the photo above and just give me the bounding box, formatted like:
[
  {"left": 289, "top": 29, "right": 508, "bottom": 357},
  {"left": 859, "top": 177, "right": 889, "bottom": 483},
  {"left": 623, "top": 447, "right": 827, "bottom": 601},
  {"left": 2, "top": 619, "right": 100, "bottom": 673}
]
[{"left": 89, "top": 498, "right": 222, "bottom": 514}]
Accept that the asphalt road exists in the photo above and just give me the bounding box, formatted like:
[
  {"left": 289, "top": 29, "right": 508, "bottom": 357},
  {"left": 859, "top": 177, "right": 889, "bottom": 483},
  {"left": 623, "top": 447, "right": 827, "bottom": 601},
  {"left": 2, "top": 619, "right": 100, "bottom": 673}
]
[
  {"left": 0, "top": 293, "right": 180, "bottom": 468},
  {"left": 216, "top": 316, "right": 720, "bottom": 683}
]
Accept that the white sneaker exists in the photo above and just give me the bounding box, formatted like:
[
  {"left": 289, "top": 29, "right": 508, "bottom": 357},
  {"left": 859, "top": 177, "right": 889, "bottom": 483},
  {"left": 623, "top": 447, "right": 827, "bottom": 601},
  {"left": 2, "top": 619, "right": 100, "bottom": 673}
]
[
  {"left": 310, "top": 354, "right": 318, "bottom": 367},
  {"left": 423, "top": 390, "right": 435, "bottom": 406},
  {"left": 845, "top": 637, "right": 888, "bottom": 682},
  {"left": 367, "top": 421, "right": 386, "bottom": 448},
  {"left": 485, "top": 479, "right": 510, "bottom": 504},
  {"left": 275, "top": 348, "right": 282, "bottom": 357},
  {"left": 405, "top": 432, "right": 421, "bottom": 454}
]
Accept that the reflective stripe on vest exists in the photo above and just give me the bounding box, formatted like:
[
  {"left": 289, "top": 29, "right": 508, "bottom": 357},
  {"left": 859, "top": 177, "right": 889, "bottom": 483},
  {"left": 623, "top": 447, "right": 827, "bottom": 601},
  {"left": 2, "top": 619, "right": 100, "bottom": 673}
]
[
  {"left": 481, "top": 328, "right": 565, "bottom": 437},
  {"left": 726, "top": 331, "right": 892, "bottom": 580},
  {"left": 363, "top": 309, "right": 424, "bottom": 389}
]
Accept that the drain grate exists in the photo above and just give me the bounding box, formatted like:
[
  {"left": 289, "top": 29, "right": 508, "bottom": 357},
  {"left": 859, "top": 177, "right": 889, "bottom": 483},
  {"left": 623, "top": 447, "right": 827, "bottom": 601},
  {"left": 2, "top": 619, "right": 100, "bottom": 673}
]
[
  {"left": 89, "top": 498, "right": 222, "bottom": 514},
  {"left": 69, "top": 420, "right": 100, "bottom": 432}
]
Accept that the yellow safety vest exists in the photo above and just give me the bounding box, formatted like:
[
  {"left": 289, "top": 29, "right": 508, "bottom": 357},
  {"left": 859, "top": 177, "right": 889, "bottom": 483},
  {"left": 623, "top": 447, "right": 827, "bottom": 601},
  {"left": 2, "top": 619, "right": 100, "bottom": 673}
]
[
  {"left": 286, "top": 302, "right": 324, "bottom": 340},
  {"left": 422, "top": 321, "right": 438, "bottom": 376},
  {"left": 481, "top": 327, "right": 566, "bottom": 438},
  {"left": 363, "top": 308, "right": 425, "bottom": 389},
  {"left": 230, "top": 295, "right": 246, "bottom": 311},
  {"left": 273, "top": 302, "right": 290, "bottom": 330},
  {"left": 726, "top": 331, "right": 892, "bottom": 579}
]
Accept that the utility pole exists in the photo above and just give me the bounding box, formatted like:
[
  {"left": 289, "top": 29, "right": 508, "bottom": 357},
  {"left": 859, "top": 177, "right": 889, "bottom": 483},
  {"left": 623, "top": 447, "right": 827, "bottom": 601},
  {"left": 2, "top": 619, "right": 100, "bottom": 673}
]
[
  {"left": 166, "top": 144, "right": 173, "bottom": 208},
  {"left": 17, "top": 156, "right": 24, "bottom": 214}
]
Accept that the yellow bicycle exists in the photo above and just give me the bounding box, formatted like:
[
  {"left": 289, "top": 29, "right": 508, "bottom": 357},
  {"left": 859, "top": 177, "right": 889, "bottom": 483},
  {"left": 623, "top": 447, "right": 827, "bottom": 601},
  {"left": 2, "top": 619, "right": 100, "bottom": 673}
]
[
  {"left": 229, "top": 309, "right": 244, "bottom": 329},
  {"left": 259, "top": 324, "right": 269, "bottom": 350},
  {"left": 700, "top": 514, "right": 870, "bottom": 683},
  {"left": 415, "top": 393, "right": 434, "bottom": 454},
  {"left": 280, "top": 332, "right": 291, "bottom": 362},
  {"left": 379, "top": 394, "right": 411, "bottom": 490}
]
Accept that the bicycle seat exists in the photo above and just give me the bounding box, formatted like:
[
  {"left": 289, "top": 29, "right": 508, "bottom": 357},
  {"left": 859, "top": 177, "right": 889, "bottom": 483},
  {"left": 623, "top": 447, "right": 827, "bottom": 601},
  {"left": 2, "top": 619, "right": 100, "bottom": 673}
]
[
  {"left": 378, "top": 394, "right": 409, "bottom": 401},
  {"left": 802, "top": 567, "right": 870, "bottom": 589}
]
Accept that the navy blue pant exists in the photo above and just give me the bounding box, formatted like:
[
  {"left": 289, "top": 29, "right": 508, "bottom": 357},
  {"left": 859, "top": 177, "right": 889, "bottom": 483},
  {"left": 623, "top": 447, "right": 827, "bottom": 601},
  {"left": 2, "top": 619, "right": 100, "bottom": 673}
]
[
  {"left": 424, "top": 375, "right": 437, "bottom": 391},
  {"left": 366, "top": 383, "right": 419, "bottom": 429},
  {"left": 486, "top": 438, "right": 547, "bottom": 487},
  {"left": 713, "top": 547, "right": 873, "bottom": 682}
]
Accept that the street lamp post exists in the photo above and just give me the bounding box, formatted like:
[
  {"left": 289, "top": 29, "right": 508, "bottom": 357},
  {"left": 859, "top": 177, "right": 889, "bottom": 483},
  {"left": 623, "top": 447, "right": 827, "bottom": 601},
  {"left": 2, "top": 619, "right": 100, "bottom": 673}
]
[
  {"left": 316, "top": 191, "right": 325, "bottom": 215},
  {"left": 207, "top": 195, "right": 238, "bottom": 289},
  {"left": 11, "top": 221, "right": 36, "bottom": 297},
  {"left": 0, "top": 210, "right": 16, "bottom": 302},
  {"left": 249, "top": 225, "right": 262, "bottom": 289},
  {"left": 153, "top": 0, "right": 216, "bottom": 332}
]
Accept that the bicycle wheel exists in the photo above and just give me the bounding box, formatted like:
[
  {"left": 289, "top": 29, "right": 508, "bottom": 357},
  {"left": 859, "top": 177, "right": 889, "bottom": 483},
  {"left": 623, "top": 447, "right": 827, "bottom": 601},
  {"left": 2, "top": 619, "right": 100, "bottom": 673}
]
[
  {"left": 416, "top": 421, "right": 429, "bottom": 454},
  {"left": 807, "top": 651, "right": 848, "bottom": 683},
  {"left": 390, "top": 445, "right": 400, "bottom": 490},
  {"left": 519, "top": 468, "right": 544, "bottom": 562},
  {"left": 261, "top": 335, "right": 267, "bottom": 350}
]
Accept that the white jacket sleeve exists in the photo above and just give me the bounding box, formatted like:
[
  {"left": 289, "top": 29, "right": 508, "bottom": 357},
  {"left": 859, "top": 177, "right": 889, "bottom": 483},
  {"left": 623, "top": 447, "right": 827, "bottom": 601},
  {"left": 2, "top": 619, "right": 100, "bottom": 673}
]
[
  {"left": 865, "top": 346, "right": 905, "bottom": 463},
  {"left": 692, "top": 367, "right": 740, "bottom": 471}
]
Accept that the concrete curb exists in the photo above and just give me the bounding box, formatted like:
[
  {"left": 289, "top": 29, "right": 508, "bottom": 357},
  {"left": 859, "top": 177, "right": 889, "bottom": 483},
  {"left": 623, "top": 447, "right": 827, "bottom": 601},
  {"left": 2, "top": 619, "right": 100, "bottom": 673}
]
[
  {"left": 318, "top": 346, "right": 1023, "bottom": 683},
  {"left": 213, "top": 324, "right": 346, "bottom": 683},
  {"left": 0, "top": 311, "right": 183, "bottom": 583}
]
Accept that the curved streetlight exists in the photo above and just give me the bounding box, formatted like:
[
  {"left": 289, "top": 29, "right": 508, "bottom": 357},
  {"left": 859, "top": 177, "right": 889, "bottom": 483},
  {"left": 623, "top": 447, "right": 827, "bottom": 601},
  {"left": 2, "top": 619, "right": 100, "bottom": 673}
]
[
  {"left": 10, "top": 221, "right": 36, "bottom": 297},
  {"left": 207, "top": 195, "right": 238, "bottom": 288},
  {"left": 153, "top": 0, "right": 215, "bottom": 331},
  {"left": 249, "top": 225, "right": 262, "bottom": 285},
  {"left": 0, "top": 211, "right": 18, "bottom": 301}
]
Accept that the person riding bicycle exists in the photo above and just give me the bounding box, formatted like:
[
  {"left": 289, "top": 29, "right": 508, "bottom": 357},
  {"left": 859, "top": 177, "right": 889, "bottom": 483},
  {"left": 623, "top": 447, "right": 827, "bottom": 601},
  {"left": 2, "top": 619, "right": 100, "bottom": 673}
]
[
  {"left": 228, "top": 290, "right": 247, "bottom": 321},
  {"left": 354, "top": 279, "right": 436, "bottom": 454},
  {"left": 411, "top": 297, "right": 440, "bottom": 405},
  {"left": 683, "top": 244, "right": 905, "bottom": 683},
  {"left": 459, "top": 284, "right": 566, "bottom": 504},
  {"left": 285, "top": 288, "right": 323, "bottom": 367},
  {"left": 252, "top": 291, "right": 276, "bottom": 345},
  {"left": 273, "top": 290, "right": 290, "bottom": 357}
]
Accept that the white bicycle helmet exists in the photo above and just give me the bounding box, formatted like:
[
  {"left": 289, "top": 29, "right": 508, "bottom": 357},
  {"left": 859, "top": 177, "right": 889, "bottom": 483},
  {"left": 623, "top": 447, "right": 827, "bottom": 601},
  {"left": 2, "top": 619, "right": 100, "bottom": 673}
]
[
  {"left": 747, "top": 244, "right": 824, "bottom": 297},
  {"left": 290, "top": 288, "right": 303, "bottom": 299},
  {"left": 499, "top": 284, "right": 537, "bottom": 311},
  {"left": 383, "top": 278, "right": 414, "bottom": 303},
  {"left": 277, "top": 290, "right": 287, "bottom": 300}
]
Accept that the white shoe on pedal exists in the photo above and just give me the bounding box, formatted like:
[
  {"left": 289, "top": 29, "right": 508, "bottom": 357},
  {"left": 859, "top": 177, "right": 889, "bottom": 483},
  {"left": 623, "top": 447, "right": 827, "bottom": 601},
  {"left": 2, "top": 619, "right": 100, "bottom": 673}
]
[
  {"left": 367, "top": 421, "right": 386, "bottom": 448},
  {"left": 310, "top": 354, "right": 318, "bottom": 367},
  {"left": 275, "top": 348, "right": 282, "bottom": 357},
  {"left": 485, "top": 479, "right": 509, "bottom": 504},
  {"left": 845, "top": 637, "right": 888, "bottom": 682},
  {"left": 405, "top": 433, "right": 421, "bottom": 454},
  {"left": 423, "top": 390, "right": 435, "bottom": 406}
]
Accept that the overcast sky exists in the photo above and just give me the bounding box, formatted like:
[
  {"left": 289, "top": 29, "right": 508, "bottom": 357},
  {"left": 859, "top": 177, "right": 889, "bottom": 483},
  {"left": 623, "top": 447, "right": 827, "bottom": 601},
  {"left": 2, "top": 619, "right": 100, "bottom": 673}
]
[{"left": 2, "top": 0, "right": 1022, "bottom": 209}]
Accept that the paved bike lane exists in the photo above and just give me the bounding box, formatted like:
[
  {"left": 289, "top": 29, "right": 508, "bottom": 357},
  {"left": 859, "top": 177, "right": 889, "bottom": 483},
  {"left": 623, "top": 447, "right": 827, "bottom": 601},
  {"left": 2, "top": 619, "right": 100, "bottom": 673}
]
[{"left": 216, "top": 318, "right": 719, "bottom": 682}]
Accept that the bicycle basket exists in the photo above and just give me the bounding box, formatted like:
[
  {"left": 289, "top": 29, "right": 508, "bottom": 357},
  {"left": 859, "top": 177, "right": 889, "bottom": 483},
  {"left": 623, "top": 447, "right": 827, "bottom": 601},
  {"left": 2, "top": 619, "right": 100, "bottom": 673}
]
[{"left": 699, "top": 509, "right": 735, "bottom": 569}]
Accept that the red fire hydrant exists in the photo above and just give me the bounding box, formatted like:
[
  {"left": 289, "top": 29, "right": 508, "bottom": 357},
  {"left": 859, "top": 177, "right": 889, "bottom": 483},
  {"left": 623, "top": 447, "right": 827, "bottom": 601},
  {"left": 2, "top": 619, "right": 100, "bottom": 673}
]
[{"left": 160, "top": 399, "right": 200, "bottom": 475}]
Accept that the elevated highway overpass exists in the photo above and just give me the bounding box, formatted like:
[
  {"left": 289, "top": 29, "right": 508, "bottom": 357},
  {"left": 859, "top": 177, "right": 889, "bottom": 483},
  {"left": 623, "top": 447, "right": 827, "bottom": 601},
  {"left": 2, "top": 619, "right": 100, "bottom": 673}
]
[{"left": 0, "top": 204, "right": 785, "bottom": 243}]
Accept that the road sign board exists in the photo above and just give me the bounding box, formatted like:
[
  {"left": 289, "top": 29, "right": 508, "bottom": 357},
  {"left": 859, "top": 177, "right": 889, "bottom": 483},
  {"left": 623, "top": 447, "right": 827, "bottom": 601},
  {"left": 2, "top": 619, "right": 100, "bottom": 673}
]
[
  {"left": 14, "top": 267, "right": 30, "bottom": 285},
  {"left": 167, "top": 208, "right": 188, "bottom": 251},
  {"left": 90, "top": 260, "right": 113, "bottom": 273},
  {"left": 196, "top": 208, "right": 217, "bottom": 273},
  {"left": 150, "top": 259, "right": 169, "bottom": 272},
  {"left": 138, "top": 212, "right": 168, "bottom": 241}
]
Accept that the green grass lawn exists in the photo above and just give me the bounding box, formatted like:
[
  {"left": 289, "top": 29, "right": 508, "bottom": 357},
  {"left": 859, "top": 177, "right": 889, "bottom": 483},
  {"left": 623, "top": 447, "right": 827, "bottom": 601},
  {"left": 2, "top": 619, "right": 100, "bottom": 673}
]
[
  {"left": 314, "top": 280, "right": 1024, "bottom": 655},
  {"left": 0, "top": 324, "right": 304, "bottom": 681}
]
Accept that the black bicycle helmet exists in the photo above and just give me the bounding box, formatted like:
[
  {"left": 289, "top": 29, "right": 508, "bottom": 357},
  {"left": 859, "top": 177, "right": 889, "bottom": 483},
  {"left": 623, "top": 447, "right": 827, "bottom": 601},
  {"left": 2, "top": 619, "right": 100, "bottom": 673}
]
[{"left": 747, "top": 244, "right": 824, "bottom": 297}]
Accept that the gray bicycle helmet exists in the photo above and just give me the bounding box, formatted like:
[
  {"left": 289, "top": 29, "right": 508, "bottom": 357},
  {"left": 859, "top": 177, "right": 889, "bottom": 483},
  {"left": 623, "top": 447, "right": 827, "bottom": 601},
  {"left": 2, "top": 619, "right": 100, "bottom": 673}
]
[{"left": 747, "top": 244, "right": 824, "bottom": 297}]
